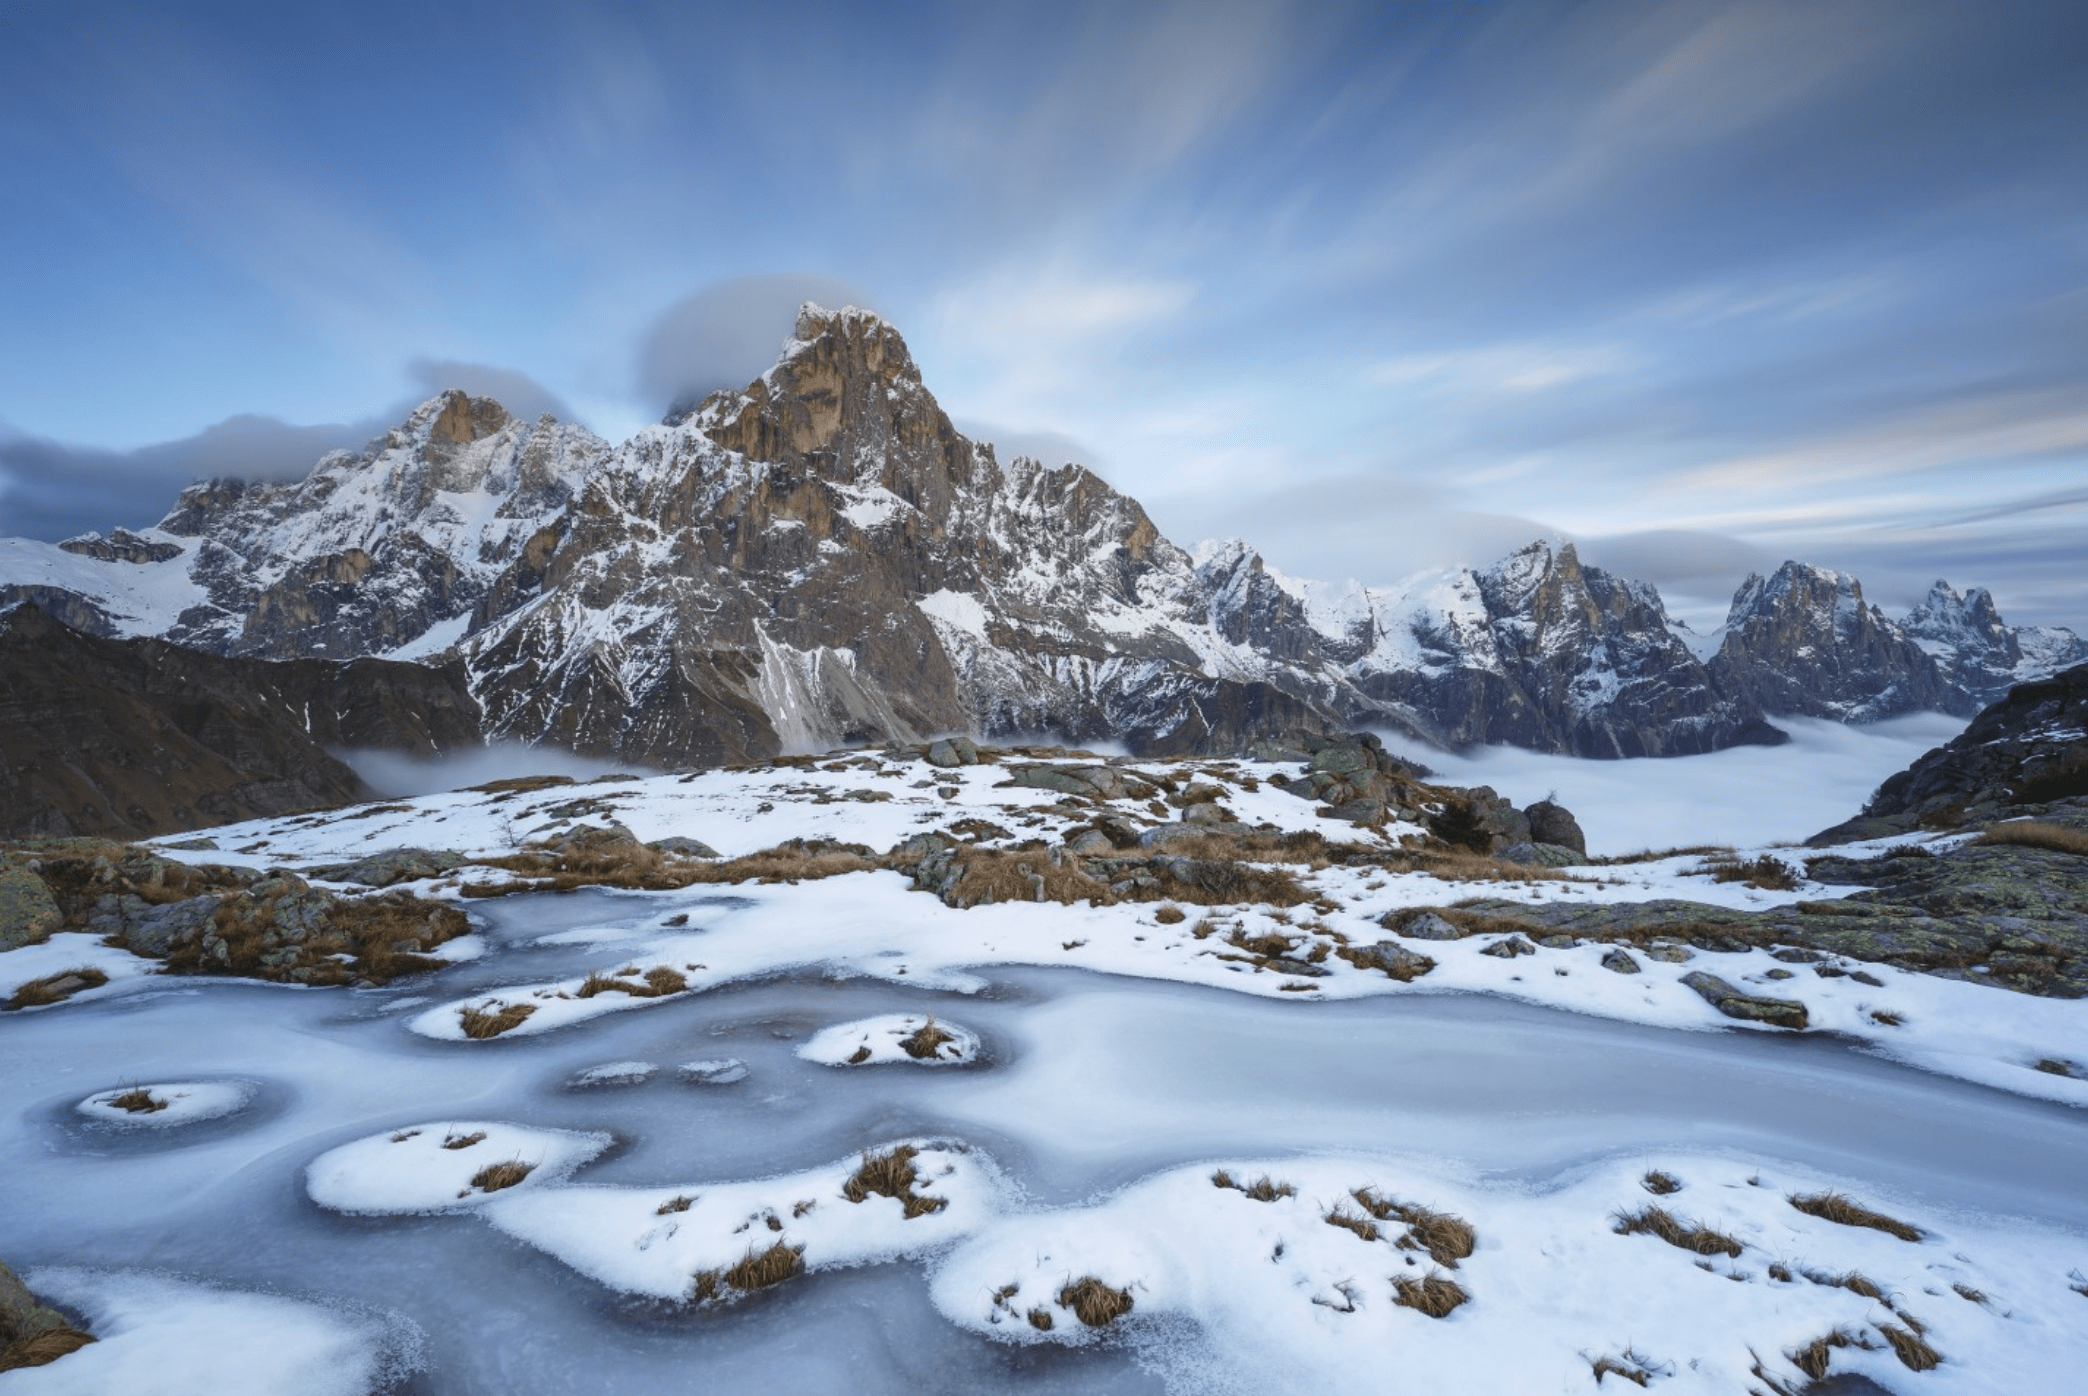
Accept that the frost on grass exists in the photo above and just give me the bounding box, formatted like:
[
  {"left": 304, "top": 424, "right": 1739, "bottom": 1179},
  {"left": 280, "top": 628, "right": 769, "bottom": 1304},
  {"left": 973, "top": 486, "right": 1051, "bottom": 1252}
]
[
  {"left": 305, "top": 1121, "right": 610, "bottom": 1214},
  {"left": 797, "top": 1014, "right": 980, "bottom": 1066},
  {"left": 74, "top": 1081, "right": 253, "bottom": 1128}
]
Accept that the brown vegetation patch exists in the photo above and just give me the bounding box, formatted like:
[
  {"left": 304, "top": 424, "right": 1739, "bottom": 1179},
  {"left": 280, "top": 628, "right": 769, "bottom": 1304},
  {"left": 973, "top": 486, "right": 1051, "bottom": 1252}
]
[
  {"left": 846, "top": 1045, "right": 871, "bottom": 1064},
  {"left": 1879, "top": 1322, "right": 1942, "bottom": 1371},
  {"left": 1391, "top": 1269, "right": 1469, "bottom": 1319},
  {"left": 1952, "top": 1282, "right": 1986, "bottom": 1304},
  {"left": 1612, "top": 1205, "right": 1743, "bottom": 1258},
  {"left": 1788, "top": 1328, "right": 1866, "bottom": 1381},
  {"left": 1058, "top": 1276, "right": 1135, "bottom": 1327},
  {"left": 106, "top": 1085, "right": 167, "bottom": 1114},
  {"left": 657, "top": 1195, "right": 692, "bottom": 1215},
  {"left": 1641, "top": 1170, "right": 1682, "bottom": 1196},
  {"left": 1323, "top": 1206, "right": 1381, "bottom": 1242},
  {"left": 459, "top": 1002, "right": 535, "bottom": 1039},
  {"left": 1702, "top": 855, "right": 1800, "bottom": 891},
  {"left": 1974, "top": 821, "right": 2088, "bottom": 856},
  {"left": 841, "top": 1144, "right": 947, "bottom": 1219},
  {"left": 1788, "top": 1191, "right": 1922, "bottom": 1242},
  {"left": 692, "top": 1241, "right": 806, "bottom": 1303},
  {"left": 575, "top": 965, "right": 688, "bottom": 1000},
  {"left": 2034, "top": 1058, "right": 2077, "bottom": 1076},
  {"left": 470, "top": 1158, "right": 534, "bottom": 1192},
  {"left": 1027, "top": 1307, "right": 1054, "bottom": 1331},
  {"left": 466, "top": 838, "right": 877, "bottom": 898},
  {"left": 1590, "top": 1349, "right": 1656, "bottom": 1386},
  {"left": 441, "top": 1130, "right": 487, "bottom": 1150},
  {"left": 467, "top": 774, "right": 577, "bottom": 795},
  {"left": 1154, "top": 905, "right": 1185, "bottom": 924},
  {"left": 898, "top": 1018, "right": 957, "bottom": 1060},
  {"left": 1349, "top": 1189, "right": 1475, "bottom": 1267},
  {"left": 0, "top": 1327, "right": 96, "bottom": 1373},
  {"left": 6, "top": 966, "right": 110, "bottom": 1010},
  {"left": 1804, "top": 1268, "right": 1884, "bottom": 1300}
]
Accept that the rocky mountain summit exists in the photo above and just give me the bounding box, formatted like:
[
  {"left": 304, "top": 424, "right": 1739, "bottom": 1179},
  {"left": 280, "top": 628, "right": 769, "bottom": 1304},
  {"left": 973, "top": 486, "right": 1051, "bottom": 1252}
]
[{"left": 3, "top": 304, "right": 2079, "bottom": 769}]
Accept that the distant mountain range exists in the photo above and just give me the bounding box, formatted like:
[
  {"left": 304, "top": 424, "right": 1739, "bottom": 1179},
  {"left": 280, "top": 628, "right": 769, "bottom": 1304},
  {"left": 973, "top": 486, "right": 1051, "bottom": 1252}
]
[{"left": 3, "top": 304, "right": 2081, "bottom": 771}]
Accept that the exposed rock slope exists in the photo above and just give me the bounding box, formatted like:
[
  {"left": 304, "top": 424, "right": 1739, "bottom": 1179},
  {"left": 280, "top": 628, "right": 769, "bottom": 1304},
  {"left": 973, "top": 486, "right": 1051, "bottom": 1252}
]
[
  {"left": 0, "top": 604, "right": 480, "bottom": 840},
  {"left": 4, "top": 305, "right": 2077, "bottom": 766}
]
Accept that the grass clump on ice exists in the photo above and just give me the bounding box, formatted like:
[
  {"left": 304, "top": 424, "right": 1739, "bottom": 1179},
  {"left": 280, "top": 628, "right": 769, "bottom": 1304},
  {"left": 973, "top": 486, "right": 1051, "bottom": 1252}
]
[
  {"left": 1589, "top": 1348, "right": 1659, "bottom": 1386},
  {"left": 1611, "top": 1205, "right": 1743, "bottom": 1258},
  {"left": 841, "top": 1144, "right": 947, "bottom": 1219},
  {"left": 1787, "top": 1190, "right": 1923, "bottom": 1242},
  {"left": 0, "top": 1328, "right": 97, "bottom": 1373},
  {"left": 1352, "top": 1188, "right": 1476, "bottom": 1268},
  {"left": 897, "top": 1018, "right": 956, "bottom": 1060},
  {"left": 1210, "top": 1169, "right": 1294, "bottom": 1202},
  {"left": 5, "top": 966, "right": 109, "bottom": 1010},
  {"left": 1640, "top": 1169, "right": 1682, "bottom": 1196},
  {"left": 106, "top": 1085, "right": 167, "bottom": 1114},
  {"left": 1057, "top": 1276, "right": 1134, "bottom": 1327},
  {"left": 469, "top": 1159, "right": 534, "bottom": 1192},
  {"left": 458, "top": 1002, "right": 535, "bottom": 1039},
  {"left": 575, "top": 965, "right": 687, "bottom": 999},
  {"left": 691, "top": 1241, "right": 805, "bottom": 1303}
]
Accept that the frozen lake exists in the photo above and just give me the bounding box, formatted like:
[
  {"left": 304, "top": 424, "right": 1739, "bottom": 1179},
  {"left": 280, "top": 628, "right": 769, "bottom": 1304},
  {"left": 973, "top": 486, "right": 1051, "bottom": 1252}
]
[{"left": 4, "top": 886, "right": 2084, "bottom": 1393}]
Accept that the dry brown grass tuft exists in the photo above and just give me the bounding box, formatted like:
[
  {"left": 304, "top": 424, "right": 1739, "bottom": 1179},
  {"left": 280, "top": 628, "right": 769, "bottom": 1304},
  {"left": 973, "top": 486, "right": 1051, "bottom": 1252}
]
[
  {"left": 1641, "top": 1170, "right": 1682, "bottom": 1196},
  {"left": 0, "top": 1328, "right": 96, "bottom": 1372},
  {"left": 467, "top": 774, "right": 576, "bottom": 795},
  {"left": 470, "top": 1158, "right": 534, "bottom": 1192},
  {"left": 1323, "top": 1207, "right": 1382, "bottom": 1242},
  {"left": 1589, "top": 1350, "right": 1655, "bottom": 1387},
  {"left": 1243, "top": 1175, "right": 1295, "bottom": 1202},
  {"left": 6, "top": 966, "right": 110, "bottom": 1010},
  {"left": 1788, "top": 1328, "right": 1865, "bottom": 1381},
  {"left": 1349, "top": 1189, "right": 1474, "bottom": 1267},
  {"left": 1788, "top": 1191, "right": 1923, "bottom": 1242},
  {"left": 107, "top": 1085, "right": 167, "bottom": 1114},
  {"left": 1593, "top": 845, "right": 1734, "bottom": 866},
  {"left": 1879, "top": 1322, "right": 1942, "bottom": 1371},
  {"left": 846, "top": 1045, "right": 871, "bottom": 1064},
  {"left": 1027, "top": 1307, "right": 1054, "bottom": 1331},
  {"left": 656, "top": 1195, "right": 692, "bottom": 1215},
  {"left": 1058, "top": 1276, "right": 1135, "bottom": 1327},
  {"left": 1952, "top": 1282, "right": 1986, "bottom": 1304},
  {"left": 466, "top": 838, "right": 877, "bottom": 898},
  {"left": 1871, "top": 1009, "right": 1905, "bottom": 1027},
  {"left": 575, "top": 965, "right": 688, "bottom": 1000},
  {"left": 2034, "top": 1058, "right": 2077, "bottom": 1076},
  {"left": 1804, "top": 1268, "right": 1884, "bottom": 1300},
  {"left": 692, "top": 1240, "right": 806, "bottom": 1302},
  {"left": 441, "top": 1130, "right": 487, "bottom": 1151},
  {"left": 842, "top": 1143, "right": 947, "bottom": 1219},
  {"left": 1154, "top": 905, "right": 1185, "bottom": 924},
  {"left": 1391, "top": 1269, "right": 1469, "bottom": 1319},
  {"left": 459, "top": 1002, "right": 535, "bottom": 1039},
  {"left": 898, "top": 1018, "right": 957, "bottom": 1060},
  {"left": 1612, "top": 1205, "right": 1743, "bottom": 1258},
  {"left": 1974, "top": 821, "right": 2088, "bottom": 856},
  {"left": 1704, "top": 855, "right": 1800, "bottom": 890}
]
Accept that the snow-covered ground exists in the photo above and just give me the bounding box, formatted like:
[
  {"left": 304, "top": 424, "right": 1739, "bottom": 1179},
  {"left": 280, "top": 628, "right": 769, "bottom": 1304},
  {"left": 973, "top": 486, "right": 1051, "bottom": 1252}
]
[{"left": 2, "top": 732, "right": 2084, "bottom": 1393}]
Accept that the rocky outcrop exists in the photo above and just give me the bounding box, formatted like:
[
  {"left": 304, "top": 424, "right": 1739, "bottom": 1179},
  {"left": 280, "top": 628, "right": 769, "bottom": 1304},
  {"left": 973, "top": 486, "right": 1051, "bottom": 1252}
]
[
  {"left": 8, "top": 305, "right": 2068, "bottom": 767},
  {"left": 1812, "top": 661, "right": 2088, "bottom": 842},
  {"left": 1708, "top": 563, "right": 1974, "bottom": 721},
  {"left": 0, "top": 604, "right": 482, "bottom": 840},
  {"left": 1901, "top": 579, "right": 2088, "bottom": 706}
]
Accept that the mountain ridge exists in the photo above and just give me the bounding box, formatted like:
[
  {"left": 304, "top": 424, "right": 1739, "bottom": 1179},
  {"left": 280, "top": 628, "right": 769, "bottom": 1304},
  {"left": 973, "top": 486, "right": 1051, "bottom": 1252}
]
[{"left": 4, "top": 303, "right": 2080, "bottom": 767}]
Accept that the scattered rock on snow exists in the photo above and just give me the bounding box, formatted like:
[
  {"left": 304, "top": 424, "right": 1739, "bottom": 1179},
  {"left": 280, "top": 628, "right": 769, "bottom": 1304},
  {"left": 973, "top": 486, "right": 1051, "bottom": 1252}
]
[{"left": 1680, "top": 971, "right": 1810, "bottom": 1029}]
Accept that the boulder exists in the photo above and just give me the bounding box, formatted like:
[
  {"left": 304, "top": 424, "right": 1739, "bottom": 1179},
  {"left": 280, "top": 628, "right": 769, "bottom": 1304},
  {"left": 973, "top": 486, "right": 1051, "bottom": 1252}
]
[
  {"left": 0, "top": 1259, "right": 70, "bottom": 1345},
  {"left": 925, "top": 737, "right": 981, "bottom": 768},
  {"left": 1524, "top": 800, "right": 1586, "bottom": 854},
  {"left": 1600, "top": 948, "right": 1641, "bottom": 974},
  {"left": 1479, "top": 935, "right": 1537, "bottom": 958},
  {"left": 306, "top": 848, "right": 466, "bottom": 887},
  {"left": 1680, "top": 971, "right": 1809, "bottom": 1029},
  {"left": 1388, "top": 910, "right": 1464, "bottom": 941},
  {"left": 1495, "top": 841, "right": 1585, "bottom": 868},
  {"left": 647, "top": 836, "right": 721, "bottom": 859},
  {"left": 1341, "top": 940, "right": 1436, "bottom": 982},
  {"left": 0, "top": 858, "right": 61, "bottom": 951}
]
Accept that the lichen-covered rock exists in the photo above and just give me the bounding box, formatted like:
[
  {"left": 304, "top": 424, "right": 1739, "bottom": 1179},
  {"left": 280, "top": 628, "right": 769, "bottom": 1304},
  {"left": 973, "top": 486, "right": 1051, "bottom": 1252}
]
[
  {"left": 1601, "top": 947, "right": 1641, "bottom": 974},
  {"left": 1680, "top": 971, "right": 1809, "bottom": 1029},
  {"left": 647, "top": 836, "right": 720, "bottom": 859},
  {"left": 1496, "top": 841, "right": 1585, "bottom": 867},
  {"left": 1389, "top": 910, "right": 1465, "bottom": 941},
  {"left": 0, "top": 1259, "right": 70, "bottom": 1344},
  {"left": 925, "top": 737, "right": 980, "bottom": 768},
  {"left": 0, "top": 857, "right": 61, "bottom": 950},
  {"left": 305, "top": 848, "right": 467, "bottom": 887},
  {"left": 1479, "top": 935, "right": 1537, "bottom": 958},
  {"left": 1339, "top": 940, "right": 1435, "bottom": 981}
]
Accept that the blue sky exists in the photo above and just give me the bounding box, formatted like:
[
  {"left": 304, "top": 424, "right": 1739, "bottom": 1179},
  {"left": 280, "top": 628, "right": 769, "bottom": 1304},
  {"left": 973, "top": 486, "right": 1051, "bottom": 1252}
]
[{"left": 2, "top": 0, "right": 2083, "bottom": 628}]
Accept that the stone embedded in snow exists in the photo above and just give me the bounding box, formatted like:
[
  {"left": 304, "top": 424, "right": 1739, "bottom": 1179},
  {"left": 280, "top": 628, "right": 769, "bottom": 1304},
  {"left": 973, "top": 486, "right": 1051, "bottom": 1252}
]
[
  {"left": 798, "top": 1014, "right": 981, "bottom": 1067},
  {"left": 1390, "top": 910, "right": 1464, "bottom": 941},
  {"left": 306, "top": 1121, "right": 611, "bottom": 1214},
  {"left": 1681, "top": 971, "right": 1810, "bottom": 1030},
  {"left": 1601, "top": 948, "right": 1642, "bottom": 975},
  {"left": 75, "top": 1081, "right": 254, "bottom": 1128}
]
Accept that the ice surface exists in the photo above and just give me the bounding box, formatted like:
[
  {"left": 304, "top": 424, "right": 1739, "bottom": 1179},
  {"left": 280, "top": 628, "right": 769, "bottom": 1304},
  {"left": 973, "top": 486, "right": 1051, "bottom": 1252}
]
[{"left": 306, "top": 1120, "right": 612, "bottom": 1214}]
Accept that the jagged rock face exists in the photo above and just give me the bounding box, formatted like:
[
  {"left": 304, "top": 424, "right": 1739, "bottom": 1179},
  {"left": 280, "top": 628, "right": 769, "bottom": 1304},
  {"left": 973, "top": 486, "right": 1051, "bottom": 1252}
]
[
  {"left": 0, "top": 605, "right": 480, "bottom": 840},
  {"left": 1708, "top": 562, "right": 1976, "bottom": 722},
  {"left": 155, "top": 392, "right": 605, "bottom": 659},
  {"left": 11, "top": 303, "right": 2067, "bottom": 767},
  {"left": 1852, "top": 660, "right": 2088, "bottom": 830},
  {"left": 1902, "top": 579, "right": 2088, "bottom": 706}
]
